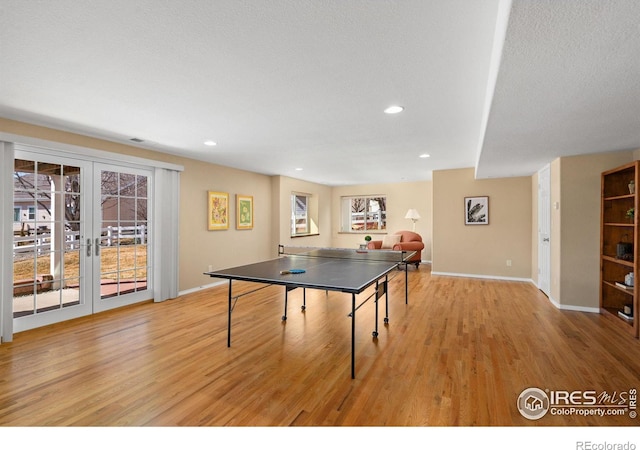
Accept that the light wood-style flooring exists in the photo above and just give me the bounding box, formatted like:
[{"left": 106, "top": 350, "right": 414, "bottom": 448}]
[{"left": 1, "top": 267, "right": 639, "bottom": 426}]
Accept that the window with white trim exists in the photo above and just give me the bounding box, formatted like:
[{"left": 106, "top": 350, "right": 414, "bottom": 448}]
[
  {"left": 340, "top": 195, "right": 386, "bottom": 232},
  {"left": 291, "top": 193, "right": 309, "bottom": 236}
]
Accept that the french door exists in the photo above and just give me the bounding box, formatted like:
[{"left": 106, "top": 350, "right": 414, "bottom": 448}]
[
  {"left": 92, "top": 164, "right": 152, "bottom": 313},
  {"left": 12, "top": 151, "right": 153, "bottom": 332}
]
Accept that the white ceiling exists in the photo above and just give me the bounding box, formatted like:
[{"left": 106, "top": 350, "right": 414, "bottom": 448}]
[{"left": 1, "top": 0, "right": 638, "bottom": 186}]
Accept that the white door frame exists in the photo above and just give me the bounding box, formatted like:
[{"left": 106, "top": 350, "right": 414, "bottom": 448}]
[
  {"left": 1, "top": 143, "right": 16, "bottom": 342},
  {"left": 538, "top": 164, "right": 551, "bottom": 296},
  {"left": 1, "top": 135, "right": 182, "bottom": 342},
  {"left": 12, "top": 153, "right": 154, "bottom": 331},
  {"left": 12, "top": 150, "right": 94, "bottom": 332},
  {"left": 92, "top": 163, "right": 154, "bottom": 313}
]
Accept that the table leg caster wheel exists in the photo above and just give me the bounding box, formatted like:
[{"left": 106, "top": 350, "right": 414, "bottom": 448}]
[
  {"left": 372, "top": 331, "right": 378, "bottom": 338},
  {"left": 301, "top": 306, "right": 306, "bottom": 311},
  {"left": 384, "top": 317, "right": 389, "bottom": 324},
  {"left": 282, "top": 315, "right": 287, "bottom": 321}
]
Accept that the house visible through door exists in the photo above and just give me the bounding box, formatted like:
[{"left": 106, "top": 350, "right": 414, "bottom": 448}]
[
  {"left": 93, "top": 164, "right": 152, "bottom": 313},
  {"left": 12, "top": 151, "right": 153, "bottom": 332}
]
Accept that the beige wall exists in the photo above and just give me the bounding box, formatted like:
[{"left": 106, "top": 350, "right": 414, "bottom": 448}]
[
  {"left": 531, "top": 171, "right": 539, "bottom": 286},
  {"left": 5, "top": 117, "right": 640, "bottom": 310},
  {"left": 0, "top": 118, "right": 184, "bottom": 165},
  {"left": 3, "top": 119, "right": 428, "bottom": 294},
  {"left": 551, "top": 150, "right": 634, "bottom": 309},
  {"left": 330, "top": 181, "right": 432, "bottom": 260},
  {"left": 178, "top": 159, "right": 274, "bottom": 290},
  {"left": 272, "top": 175, "right": 333, "bottom": 250},
  {"left": 432, "top": 168, "right": 532, "bottom": 279},
  {"left": 0, "top": 119, "right": 277, "bottom": 293}
]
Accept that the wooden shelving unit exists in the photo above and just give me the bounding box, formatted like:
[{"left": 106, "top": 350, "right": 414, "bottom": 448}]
[{"left": 600, "top": 161, "right": 639, "bottom": 337}]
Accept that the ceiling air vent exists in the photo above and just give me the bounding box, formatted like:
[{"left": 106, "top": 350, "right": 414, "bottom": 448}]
[{"left": 130, "top": 137, "right": 144, "bottom": 143}]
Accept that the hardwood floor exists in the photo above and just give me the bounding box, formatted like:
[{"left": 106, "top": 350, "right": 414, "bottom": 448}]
[{"left": 1, "top": 266, "right": 639, "bottom": 427}]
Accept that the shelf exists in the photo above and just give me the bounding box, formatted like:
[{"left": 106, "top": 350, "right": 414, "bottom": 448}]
[
  {"left": 602, "top": 280, "right": 634, "bottom": 296},
  {"left": 602, "top": 306, "right": 633, "bottom": 321},
  {"left": 601, "top": 255, "right": 634, "bottom": 267},
  {"left": 600, "top": 161, "right": 639, "bottom": 338},
  {"left": 603, "top": 223, "right": 635, "bottom": 227},
  {"left": 604, "top": 194, "right": 635, "bottom": 201}
]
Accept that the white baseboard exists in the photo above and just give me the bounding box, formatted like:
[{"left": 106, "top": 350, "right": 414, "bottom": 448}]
[
  {"left": 558, "top": 304, "right": 600, "bottom": 313},
  {"left": 430, "top": 271, "right": 533, "bottom": 284},
  {"left": 529, "top": 281, "right": 600, "bottom": 313},
  {"left": 179, "top": 279, "right": 227, "bottom": 296},
  {"left": 187, "top": 268, "right": 600, "bottom": 314},
  {"left": 545, "top": 296, "right": 599, "bottom": 313}
]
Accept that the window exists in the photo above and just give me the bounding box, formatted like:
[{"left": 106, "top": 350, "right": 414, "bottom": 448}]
[
  {"left": 13, "top": 207, "right": 20, "bottom": 222},
  {"left": 341, "top": 196, "right": 386, "bottom": 232},
  {"left": 28, "top": 206, "right": 35, "bottom": 220},
  {"left": 291, "top": 193, "right": 309, "bottom": 236}
]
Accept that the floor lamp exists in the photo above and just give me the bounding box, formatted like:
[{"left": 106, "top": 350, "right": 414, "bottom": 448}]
[{"left": 405, "top": 209, "right": 420, "bottom": 232}]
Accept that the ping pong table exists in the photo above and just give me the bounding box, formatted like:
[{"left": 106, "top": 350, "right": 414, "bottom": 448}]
[{"left": 205, "top": 245, "right": 416, "bottom": 378}]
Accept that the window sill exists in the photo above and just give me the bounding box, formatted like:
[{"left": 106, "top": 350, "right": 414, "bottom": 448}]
[
  {"left": 291, "top": 233, "right": 320, "bottom": 238},
  {"left": 337, "top": 231, "right": 387, "bottom": 235}
]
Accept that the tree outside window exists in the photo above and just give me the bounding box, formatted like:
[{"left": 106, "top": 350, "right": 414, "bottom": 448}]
[{"left": 341, "top": 196, "right": 386, "bottom": 232}]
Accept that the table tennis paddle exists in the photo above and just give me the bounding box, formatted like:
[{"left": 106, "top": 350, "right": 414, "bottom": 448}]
[{"left": 280, "top": 269, "right": 306, "bottom": 275}]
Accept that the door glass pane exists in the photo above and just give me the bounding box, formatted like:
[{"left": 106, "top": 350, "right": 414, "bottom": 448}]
[
  {"left": 137, "top": 175, "right": 147, "bottom": 197},
  {"left": 13, "top": 160, "right": 83, "bottom": 318},
  {"left": 99, "top": 170, "right": 149, "bottom": 299}
]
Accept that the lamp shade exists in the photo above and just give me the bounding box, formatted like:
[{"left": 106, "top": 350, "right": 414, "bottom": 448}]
[{"left": 405, "top": 209, "right": 421, "bottom": 220}]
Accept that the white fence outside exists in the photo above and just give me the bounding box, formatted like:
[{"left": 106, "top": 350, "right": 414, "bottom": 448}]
[
  {"left": 13, "top": 225, "right": 147, "bottom": 256},
  {"left": 105, "top": 225, "right": 146, "bottom": 246}
]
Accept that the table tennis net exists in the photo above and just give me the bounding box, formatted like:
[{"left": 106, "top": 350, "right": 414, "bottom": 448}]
[{"left": 278, "top": 245, "right": 414, "bottom": 263}]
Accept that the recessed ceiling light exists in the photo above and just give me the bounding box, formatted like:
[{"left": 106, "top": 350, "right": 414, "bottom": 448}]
[
  {"left": 384, "top": 105, "right": 404, "bottom": 114},
  {"left": 204, "top": 140, "right": 217, "bottom": 146},
  {"left": 419, "top": 153, "right": 430, "bottom": 158},
  {"left": 295, "top": 168, "right": 304, "bottom": 171}
]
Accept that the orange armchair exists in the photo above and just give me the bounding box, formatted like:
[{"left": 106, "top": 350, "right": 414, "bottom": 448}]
[{"left": 367, "top": 230, "right": 424, "bottom": 268}]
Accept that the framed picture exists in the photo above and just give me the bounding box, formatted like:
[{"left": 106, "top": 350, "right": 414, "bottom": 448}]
[
  {"left": 236, "top": 194, "right": 254, "bottom": 230},
  {"left": 208, "top": 191, "right": 229, "bottom": 230},
  {"left": 465, "top": 196, "right": 489, "bottom": 225}
]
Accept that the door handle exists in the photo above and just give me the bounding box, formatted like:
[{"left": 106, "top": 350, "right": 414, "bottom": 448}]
[
  {"left": 543, "top": 238, "right": 550, "bottom": 242},
  {"left": 95, "top": 237, "right": 100, "bottom": 256},
  {"left": 86, "top": 238, "right": 92, "bottom": 257}
]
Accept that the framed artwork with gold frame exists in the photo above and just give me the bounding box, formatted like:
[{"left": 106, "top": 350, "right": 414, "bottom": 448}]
[
  {"left": 236, "top": 194, "right": 254, "bottom": 230},
  {"left": 208, "top": 191, "right": 229, "bottom": 230}
]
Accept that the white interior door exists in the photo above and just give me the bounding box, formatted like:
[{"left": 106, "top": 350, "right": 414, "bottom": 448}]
[{"left": 538, "top": 165, "right": 551, "bottom": 296}]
